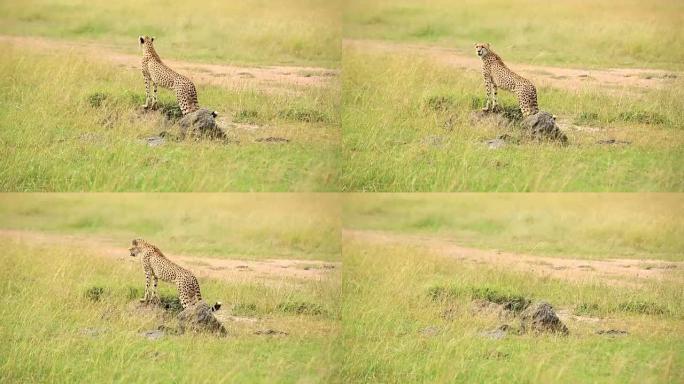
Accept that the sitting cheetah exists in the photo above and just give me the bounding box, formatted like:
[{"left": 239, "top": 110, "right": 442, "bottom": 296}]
[
  {"left": 475, "top": 43, "right": 539, "bottom": 117},
  {"left": 128, "top": 238, "right": 220, "bottom": 311},
  {"left": 139, "top": 36, "right": 214, "bottom": 117}
]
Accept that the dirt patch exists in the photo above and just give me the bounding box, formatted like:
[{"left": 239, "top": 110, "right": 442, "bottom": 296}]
[
  {"left": 276, "top": 301, "right": 325, "bottom": 316},
  {"left": 80, "top": 327, "right": 108, "bottom": 337},
  {"left": 0, "top": 229, "right": 339, "bottom": 284},
  {"left": 254, "top": 328, "right": 288, "bottom": 336},
  {"left": 0, "top": 35, "right": 338, "bottom": 95},
  {"left": 471, "top": 110, "right": 516, "bottom": 130},
  {"left": 484, "top": 137, "right": 507, "bottom": 149},
  {"left": 346, "top": 39, "right": 679, "bottom": 93},
  {"left": 140, "top": 329, "right": 165, "bottom": 340},
  {"left": 555, "top": 309, "right": 601, "bottom": 324},
  {"left": 255, "top": 137, "right": 290, "bottom": 143},
  {"left": 344, "top": 229, "right": 683, "bottom": 287},
  {"left": 470, "top": 299, "right": 511, "bottom": 319},
  {"left": 419, "top": 326, "right": 441, "bottom": 337},
  {"left": 145, "top": 135, "right": 166, "bottom": 147},
  {"left": 596, "top": 329, "right": 628, "bottom": 336},
  {"left": 212, "top": 312, "right": 298, "bottom": 337},
  {"left": 596, "top": 139, "right": 631, "bottom": 145},
  {"left": 478, "top": 324, "right": 509, "bottom": 340}
]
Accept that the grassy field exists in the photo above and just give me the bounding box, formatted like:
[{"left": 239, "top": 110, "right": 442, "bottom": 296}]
[
  {"left": 341, "top": 0, "right": 684, "bottom": 192},
  {"left": 0, "top": 43, "right": 340, "bottom": 191},
  {"left": 343, "top": 194, "right": 684, "bottom": 261},
  {"left": 342, "top": 241, "right": 683, "bottom": 383},
  {"left": 341, "top": 45, "right": 684, "bottom": 192},
  {"left": 0, "top": 194, "right": 341, "bottom": 383},
  {"left": 341, "top": 194, "right": 684, "bottom": 383},
  {"left": 344, "top": 0, "right": 684, "bottom": 70},
  {"left": 0, "top": 0, "right": 341, "bottom": 67},
  {"left": 0, "top": 193, "right": 341, "bottom": 261}
]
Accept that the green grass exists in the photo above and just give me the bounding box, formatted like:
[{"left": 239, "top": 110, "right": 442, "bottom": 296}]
[
  {"left": 343, "top": 194, "right": 684, "bottom": 261},
  {"left": 0, "top": 0, "right": 341, "bottom": 67},
  {"left": 341, "top": 240, "right": 683, "bottom": 383},
  {"left": 344, "top": 0, "right": 684, "bottom": 70},
  {"left": 341, "top": 49, "right": 684, "bottom": 191},
  {"left": 0, "top": 194, "right": 341, "bottom": 261},
  {"left": 0, "top": 239, "right": 340, "bottom": 383},
  {"left": 0, "top": 45, "right": 340, "bottom": 191}
]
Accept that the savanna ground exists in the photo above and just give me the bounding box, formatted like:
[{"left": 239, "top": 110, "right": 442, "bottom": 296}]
[
  {"left": 0, "top": 0, "right": 341, "bottom": 191},
  {"left": 0, "top": 194, "right": 341, "bottom": 383},
  {"left": 341, "top": 194, "right": 684, "bottom": 383},
  {"left": 342, "top": 0, "right": 684, "bottom": 191}
]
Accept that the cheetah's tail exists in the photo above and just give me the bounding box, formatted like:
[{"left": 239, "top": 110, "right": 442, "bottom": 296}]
[{"left": 211, "top": 302, "right": 222, "bottom": 312}]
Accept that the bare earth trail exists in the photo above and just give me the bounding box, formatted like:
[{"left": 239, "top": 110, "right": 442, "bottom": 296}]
[
  {"left": 345, "top": 229, "right": 683, "bottom": 287},
  {"left": 346, "top": 39, "right": 680, "bottom": 93},
  {"left": 0, "top": 35, "right": 338, "bottom": 94},
  {"left": 0, "top": 229, "right": 340, "bottom": 285}
]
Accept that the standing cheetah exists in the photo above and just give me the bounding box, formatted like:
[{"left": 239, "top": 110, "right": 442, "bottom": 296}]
[
  {"left": 475, "top": 43, "right": 539, "bottom": 117},
  {"left": 128, "top": 238, "right": 220, "bottom": 311},
  {"left": 139, "top": 35, "right": 202, "bottom": 116}
]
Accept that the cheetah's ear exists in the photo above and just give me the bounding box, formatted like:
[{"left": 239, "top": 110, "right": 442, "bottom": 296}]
[
  {"left": 151, "top": 36, "right": 155, "bottom": 42},
  {"left": 139, "top": 36, "right": 145, "bottom": 44},
  {"left": 212, "top": 111, "right": 218, "bottom": 118},
  {"left": 485, "top": 43, "right": 490, "bottom": 49},
  {"left": 132, "top": 239, "right": 139, "bottom": 246}
]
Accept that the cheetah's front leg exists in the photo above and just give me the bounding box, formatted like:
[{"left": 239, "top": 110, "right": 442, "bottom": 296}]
[
  {"left": 482, "top": 76, "right": 494, "bottom": 112},
  {"left": 141, "top": 269, "right": 152, "bottom": 302},
  {"left": 142, "top": 76, "right": 152, "bottom": 109},
  {"left": 151, "top": 275, "right": 159, "bottom": 300},
  {"left": 151, "top": 82, "right": 158, "bottom": 109},
  {"left": 490, "top": 84, "right": 500, "bottom": 112}
]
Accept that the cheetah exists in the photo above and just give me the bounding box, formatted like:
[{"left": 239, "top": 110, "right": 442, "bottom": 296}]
[
  {"left": 128, "top": 238, "right": 220, "bottom": 311},
  {"left": 475, "top": 43, "right": 539, "bottom": 117},
  {"left": 139, "top": 36, "right": 209, "bottom": 116}
]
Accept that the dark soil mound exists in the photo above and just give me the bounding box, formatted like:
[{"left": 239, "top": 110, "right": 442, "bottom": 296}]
[
  {"left": 471, "top": 109, "right": 568, "bottom": 143},
  {"left": 179, "top": 108, "right": 225, "bottom": 139},
  {"left": 520, "top": 301, "right": 569, "bottom": 335},
  {"left": 523, "top": 111, "right": 568, "bottom": 143},
  {"left": 177, "top": 301, "right": 227, "bottom": 335}
]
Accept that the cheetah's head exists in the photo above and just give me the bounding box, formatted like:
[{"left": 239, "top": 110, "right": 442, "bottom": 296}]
[
  {"left": 129, "top": 238, "right": 146, "bottom": 257},
  {"left": 138, "top": 35, "right": 155, "bottom": 48},
  {"left": 474, "top": 43, "right": 491, "bottom": 57}
]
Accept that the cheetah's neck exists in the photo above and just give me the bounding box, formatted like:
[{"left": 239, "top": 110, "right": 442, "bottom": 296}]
[
  {"left": 482, "top": 53, "right": 503, "bottom": 65},
  {"left": 142, "top": 46, "right": 162, "bottom": 63}
]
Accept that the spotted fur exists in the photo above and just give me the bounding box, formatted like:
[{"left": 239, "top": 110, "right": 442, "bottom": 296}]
[
  {"left": 475, "top": 43, "right": 539, "bottom": 117},
  {"left": 139, "top": 36, "right": 200, "bottom": 115},
  {"left": 129, "top": 238, "right": 220, "bottom": 311}
]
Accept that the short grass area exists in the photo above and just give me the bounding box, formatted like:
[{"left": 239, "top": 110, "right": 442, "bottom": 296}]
[
  {"left": 343, "top": 193, "right": 684, "bottom": 261},
  {"left": 0, "top": 0, "right": 341, "bottom": 67},
  {"left": 344, "top": 0, "right": 684, "bottom": 70},
  {"left": 0, "top": 193, "right": 341, "bottom": 261},
  {"left": 341, "top": 240, "right": 683, "bottom": 383},
  {"left": 0, "top": 239, "right": 340, "bottom": 383},
  {"left": 0, "top": 193, "right": 341, "bottom": 382},
  {"left": 341, "top": 49, "right": 684, "bottom": 191},
  {"left": 0, "top": 45, "right": 340, "bottom": 191}
]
